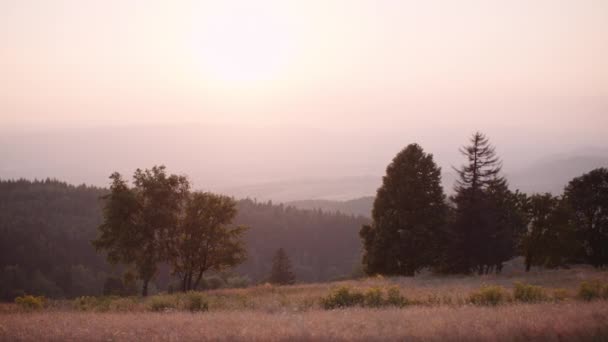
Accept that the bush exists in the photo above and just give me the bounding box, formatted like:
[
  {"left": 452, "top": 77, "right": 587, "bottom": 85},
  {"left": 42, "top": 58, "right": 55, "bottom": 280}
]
[
  {"left": 322, "top": 286, "right": 408, "bottom": 309},
  {"left": 15, "top": 295, "right": 46, "bottom": 310},
  {"left": 184, "top": 292, "right": 208, "bottom": 312},
  {"left": 147, "top": 296, "right": 176, "bottom": 312},
  {"left": 469, "top": 285, "right": 508, "bottom": 306},
  {"left": 386, "top": 286, "right": 408, "bottom": 307},
  {"left": 578, "top": 281, "right": 607, "bottom": 301},
  {"left": 513, "top": 282, "right": 547, "bottom": 303},
  {"left": 363, "top": 287, "right": 384, "bottom": 308},
  {"left": 73, "top": 296, "right": 113, "bottom": 312},
  {"left": 321, "top": 286, "right": 364, "bottom": 309}
]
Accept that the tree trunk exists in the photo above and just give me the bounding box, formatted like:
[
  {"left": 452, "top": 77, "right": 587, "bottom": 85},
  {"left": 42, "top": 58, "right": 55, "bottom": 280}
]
[
  {"left": 142, "top": 279, "right": 149, "bottom": 297},
  {"left": 193, "top": 269, "right": 205, "bottom": 290},
  {"left": 525, "top": 257, "right": 531, "bottom": 272},
  {"left": 181, "top": 273, "right": 188, "bottom": 292}
]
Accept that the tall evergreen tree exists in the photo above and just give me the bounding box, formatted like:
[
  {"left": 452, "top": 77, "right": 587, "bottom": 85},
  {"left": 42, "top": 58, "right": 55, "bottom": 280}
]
[
  {"left": 360, "top": 144, "right": 447, "bottom": 276},
  {"left": 269, "top": 248, "right": 295, "bottom": 285},
  {"left": 564, "top": 168, "right": 608, "bottom": 268},
  {"left": 447, "top": 132, "right": 520, "bottom": 274}
]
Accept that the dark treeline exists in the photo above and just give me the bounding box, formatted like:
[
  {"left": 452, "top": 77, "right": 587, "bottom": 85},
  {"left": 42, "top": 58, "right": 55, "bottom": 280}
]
[
  {"left": 0, "top": 178, "right": 368, "bottom": 300},
  {"left": 361, "top": 132, "right": 608, "bottom": 276},
  {"left": 2, "top": 132, "right": 605, "bottom": 300}
]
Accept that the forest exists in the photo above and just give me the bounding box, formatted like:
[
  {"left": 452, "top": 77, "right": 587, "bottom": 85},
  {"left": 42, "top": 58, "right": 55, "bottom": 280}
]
[
  {"left": 0, "top": 178, "right": 368, "bottom": 300},
  {"left": 1, "top": 132, "right": 606, "bottom": 301}
]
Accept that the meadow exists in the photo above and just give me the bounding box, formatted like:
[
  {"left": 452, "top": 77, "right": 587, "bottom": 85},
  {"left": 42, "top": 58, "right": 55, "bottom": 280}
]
[{"left": 2, "top": 266, "right": 608, "bottom": 341}]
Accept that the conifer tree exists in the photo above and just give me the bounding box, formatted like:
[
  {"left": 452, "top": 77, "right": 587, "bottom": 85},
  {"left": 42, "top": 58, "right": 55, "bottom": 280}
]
[
  {"left": 269, "top": 248, "right": 296, "bottom": 285},
  {"left": 447, "top": 132, "right": 521, "bottom": 274},
  {"left": 360, "top": 143, "right": 447, "bottom": 276}
]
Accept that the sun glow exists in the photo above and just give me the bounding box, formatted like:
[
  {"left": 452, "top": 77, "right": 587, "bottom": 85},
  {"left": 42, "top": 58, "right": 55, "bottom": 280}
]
[{"left": 192, "top": 4, "right": 294, "bottom": 85}]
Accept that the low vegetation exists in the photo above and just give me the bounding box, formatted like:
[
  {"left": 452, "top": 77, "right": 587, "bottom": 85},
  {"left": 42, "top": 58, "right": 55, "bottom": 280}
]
[
  {"left": 14, "top": 295, "right": 46, "bottom": 310},
  {"left": 578, "top": 280, "right": 608, "bottom": 301},
  {"left": 513, "top": 282, "right": 547, "bottom": 303},
  {"left": 469, "top": 285, "right": 509, "bottom": 306},
  {"left": 2, "top": 270, "right": 608, "bottom": 340}
]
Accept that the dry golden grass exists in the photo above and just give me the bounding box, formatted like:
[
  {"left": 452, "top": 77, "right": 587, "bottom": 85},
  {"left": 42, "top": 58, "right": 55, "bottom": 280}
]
[
  {"left": 2, "top": 267, "right": 608, "bottom": 341},
  {"left": 1, "top": 303, "right": 608, "bottom": 341}
]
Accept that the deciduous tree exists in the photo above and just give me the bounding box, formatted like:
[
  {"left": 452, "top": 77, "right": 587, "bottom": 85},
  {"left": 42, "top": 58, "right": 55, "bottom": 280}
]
[
  {"left": 170, "top": 192, "right": 248, "bottom": 291},
  {"left": 564, "top": 168, "right": 608, "bottom": 268}
]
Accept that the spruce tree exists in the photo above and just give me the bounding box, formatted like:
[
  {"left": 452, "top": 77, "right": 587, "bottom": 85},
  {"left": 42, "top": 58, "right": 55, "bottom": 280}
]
[
  {"left": 360, "top": 143, "right": 447, "bottom": 276},
  {"left": 269, "top": 248, "right": 296, "bottom": 285},
  {"left": 448, "top": 132, "right": 521, "bottom": 274}
]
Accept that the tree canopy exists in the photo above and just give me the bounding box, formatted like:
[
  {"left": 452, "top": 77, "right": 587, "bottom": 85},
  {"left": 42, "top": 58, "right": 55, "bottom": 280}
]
[
  {"left": 269, "top": 248, "right": 296, "bottom": 285},
  {"left": 171, "top": 192, "right": 248, "bottom": 292},
  {"left": 564, "top": 168, "right": 608, "bottom": 268},
  {"left": 360, "top": 144, "right": 447, "bottom": 276}
]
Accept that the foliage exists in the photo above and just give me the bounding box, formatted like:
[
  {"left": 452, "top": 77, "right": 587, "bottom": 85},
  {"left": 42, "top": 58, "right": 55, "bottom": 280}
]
[
  {"left": 513, "top": 282, "right": 547, "bottom": 303},
  {"left": 0, "top": 179, "right": 109, "bottom": 300},
  {"left": 14, "top": 295, "right": 46, "bottom": 310},
  {"left": 469, "top": 285, "right": 509, "bottom": 306},
  {"left": 519, "top": 194, "right": 577, "bottom": 271},
  {"left": 577, "top": 281, "right": 608, "bottom": 301},
  {"left": 361, "top": 144, "right": 448, "bottom": 276},
  {"left": 321, "top": 286, "right": 365, "bottom": 309},
  {"left": 363, "top": 287, "right": 385, "bottom": 307},
  {"left": 269, "top": 248, "right": 296, "bottom": 285},
  {"left": 147, "top": 295, "right": 177, "bottom": 312},
  {"left": 446, "top": 132, "right": 524, "bottom": 274},
  {"left": 93, "top": 166, "right": 190, "bottom": 296},
  {"left": 564, "top": 168, "right": 608, "bottom": 268},
  {"left": 102, "top": 276, "right": 138, "bottom": 297},
  {"left": 1, "top": 178, "right": 369, "bottom": 300},
  {"left": 183, "top": 291, "right": 209, "bottom": 312},
  {"left": 235, "top": 199, "right": 370, "bottom": 283},
  {"left": 72, "top": 296, "right": 115, "bottom": 312},
  {"left": 171, "top": 192, "right": 248, "bottom": 292},
  {"left": 386, "top": 286, "right": 408, "bottom": 307},
  {"left": 322, "top": 286, "right": 409, "bottom": 310}
]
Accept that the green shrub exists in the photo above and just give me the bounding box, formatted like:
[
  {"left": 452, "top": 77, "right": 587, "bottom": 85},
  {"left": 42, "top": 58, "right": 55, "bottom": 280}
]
[
  {"left": 386, "top": 287, "right": 408, "bottom": 307},
  {"left": 147, "top": 296, "right": 176, "bottom": 312},
  {"left": 513, "top": 282, "right": 547, "bottom": 303},
  {"left": 469, "top": 285, "right": 508, "bottom": 306},
  {"left": 578, "top": 281, "right": 607, "bottom": 301},
  {"left": 72, "top": 296, "right": 113, "bottom": 312},
  {"left": 363, "top": 287, "right": 384, "bottom": 308},
  {"left": 15, "top": 295, "right": 46, "bottom": 310},
  {"left": 321, "top": 286, "right": 364, "bottom": 309},
  {"left": 184, "top": 292, "right": 208, "bottom": 312},
  {"left": 322, "top": 286, "right": 408, "bottom": 309}
]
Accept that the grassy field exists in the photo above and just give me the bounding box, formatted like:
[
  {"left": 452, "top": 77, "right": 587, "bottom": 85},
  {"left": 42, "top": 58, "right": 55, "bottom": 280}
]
[{"left": 2, "top": 267, "right": 608, "bottom": 341}]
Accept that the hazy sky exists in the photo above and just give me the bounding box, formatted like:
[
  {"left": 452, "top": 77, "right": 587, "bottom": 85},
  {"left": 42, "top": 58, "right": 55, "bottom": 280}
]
[{"left": 1, "top": 0, "right": 607, "bottom": 197}]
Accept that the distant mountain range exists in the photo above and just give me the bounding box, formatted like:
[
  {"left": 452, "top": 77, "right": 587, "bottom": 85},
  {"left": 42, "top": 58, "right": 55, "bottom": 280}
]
[{"left": 283, "top": 154, "right": 607, "bottom": 218}]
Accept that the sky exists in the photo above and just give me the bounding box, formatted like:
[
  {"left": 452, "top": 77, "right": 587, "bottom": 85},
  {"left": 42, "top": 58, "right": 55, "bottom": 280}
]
[{"left": 1, "top": 0, "right": 607, "bottom": 198}]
